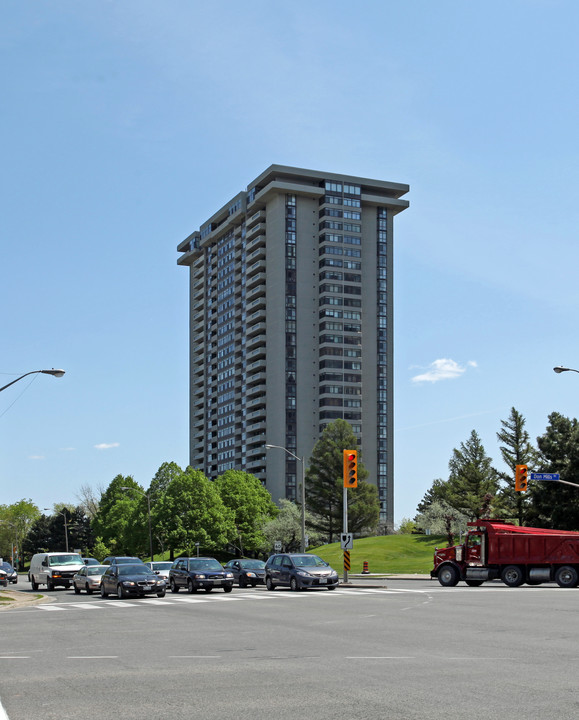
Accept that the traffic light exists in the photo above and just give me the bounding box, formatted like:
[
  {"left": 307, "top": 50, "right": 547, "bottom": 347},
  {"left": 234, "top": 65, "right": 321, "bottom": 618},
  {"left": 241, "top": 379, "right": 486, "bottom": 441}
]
[
  {"left": 515, "top": 464, "right": 528, "bottom": 492},
  {"left": 343, "top": 449, "right": 358, "bottom": 488}
]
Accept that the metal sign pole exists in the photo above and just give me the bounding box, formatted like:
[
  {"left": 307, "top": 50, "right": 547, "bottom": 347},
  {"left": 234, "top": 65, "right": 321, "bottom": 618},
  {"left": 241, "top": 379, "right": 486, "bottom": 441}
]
[{"left": 343, "top": 486, "right": 348, "bottom": 584}]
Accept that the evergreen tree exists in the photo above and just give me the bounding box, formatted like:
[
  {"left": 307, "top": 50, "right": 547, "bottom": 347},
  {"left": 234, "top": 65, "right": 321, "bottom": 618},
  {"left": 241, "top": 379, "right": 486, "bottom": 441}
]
[
  {"left": 440, "top": 430, "right": 499, "bottom": 520},
  {"left": 495, "top": 407, "right": 537, "bottom": 525},
  {"left": 529, "top": 412, "right": 579, "bottom": 530},
  {"left": 305, "top": 419, "right": 378, "bottom": 542}
]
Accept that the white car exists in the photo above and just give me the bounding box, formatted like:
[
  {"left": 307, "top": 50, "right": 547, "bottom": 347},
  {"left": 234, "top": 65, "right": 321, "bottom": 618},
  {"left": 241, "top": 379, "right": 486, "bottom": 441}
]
[
  {"left": 144, "top": 561, "right": 173, "bottom": 583},
  {"left": 73, "top": 565, "right": 107, "bottom": 594}
]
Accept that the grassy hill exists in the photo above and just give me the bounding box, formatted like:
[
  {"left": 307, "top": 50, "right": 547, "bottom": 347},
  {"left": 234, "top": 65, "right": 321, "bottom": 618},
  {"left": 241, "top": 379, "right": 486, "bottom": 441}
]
[{"left": 309, "top": 534, "right": 446, "bottom": 574}]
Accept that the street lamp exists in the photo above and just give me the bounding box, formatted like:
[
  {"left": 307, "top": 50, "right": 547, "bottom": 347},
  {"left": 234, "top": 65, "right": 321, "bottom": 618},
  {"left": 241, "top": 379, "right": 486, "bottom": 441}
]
[
  {"left": 553, "top": 366, "right": 579, "bottom": 375},
  {"left": 45, "top": 508, "right": 69, "bottom": 552},
  {"left": 265, "top": 444, "right": 307, "bottom": 553},
  {"left": 120, "top": 487, "right": 153, "bottom": 562},
  {"left": 0, "top": 369, "right": 65, "bottom": 393}
]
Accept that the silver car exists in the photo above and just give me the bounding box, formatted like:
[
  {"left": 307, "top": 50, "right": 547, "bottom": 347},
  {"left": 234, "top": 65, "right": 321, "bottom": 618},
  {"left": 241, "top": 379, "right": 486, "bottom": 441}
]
[
  {"left": 145, "top": 561, "right": 173, "bottom": 584},
  {"left": 73, "top": 565, "right": 107, "bottom": 594}
]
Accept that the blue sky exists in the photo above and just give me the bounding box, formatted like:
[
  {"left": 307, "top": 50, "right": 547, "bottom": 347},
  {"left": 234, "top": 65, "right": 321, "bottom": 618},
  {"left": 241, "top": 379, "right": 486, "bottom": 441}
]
[{"left": 2, "top": 1, "right": 579, "bottom": 525}]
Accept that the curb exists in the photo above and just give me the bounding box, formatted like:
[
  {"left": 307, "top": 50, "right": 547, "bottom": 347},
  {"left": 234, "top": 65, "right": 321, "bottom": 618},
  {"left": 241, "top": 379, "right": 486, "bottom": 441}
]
[{"left": 0, "top": 589, "right": 49, "bottom": 611}]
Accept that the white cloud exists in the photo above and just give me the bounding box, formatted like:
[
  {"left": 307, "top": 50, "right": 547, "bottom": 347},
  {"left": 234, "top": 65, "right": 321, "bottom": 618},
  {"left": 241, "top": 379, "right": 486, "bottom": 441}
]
[
  {"left": 29, "top": 455, "right": 45, "bottom": 460},
  {"left": 411, "top": 358, "right": 477, "bottom": 384},
  {"left": 94, "top": 442, "right": 120, "bottom": 450}
]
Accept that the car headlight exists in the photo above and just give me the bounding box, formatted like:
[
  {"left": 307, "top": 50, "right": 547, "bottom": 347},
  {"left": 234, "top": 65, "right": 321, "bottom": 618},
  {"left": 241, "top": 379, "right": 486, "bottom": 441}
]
[
  {"left": 225, "top": 572, "right": 233, "bottom": 578},
  {"left": 122, "top": 581, "right": 136, "bottom": 586},
  {"left": 245, "top": 572, "right": 256, "bottom": 578},
  {"left": 296, "top": 570, "right": 312, "bottom": 577},
  {"left": 194, "top": 574, "right": 206, "bottom": 579}
]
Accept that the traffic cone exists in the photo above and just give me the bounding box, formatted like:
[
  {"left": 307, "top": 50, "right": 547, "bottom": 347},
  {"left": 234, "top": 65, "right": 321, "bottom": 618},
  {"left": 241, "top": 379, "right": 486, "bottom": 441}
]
[{"left": 362, "top": 561, "right": 369, "bottom": 574}]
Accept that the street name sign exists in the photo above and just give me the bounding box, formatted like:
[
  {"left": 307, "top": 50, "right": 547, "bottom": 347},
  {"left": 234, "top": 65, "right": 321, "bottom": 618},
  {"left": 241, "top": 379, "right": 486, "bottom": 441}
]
[{"left": 529, "top": 473, "right": 560, "bottom": 481}]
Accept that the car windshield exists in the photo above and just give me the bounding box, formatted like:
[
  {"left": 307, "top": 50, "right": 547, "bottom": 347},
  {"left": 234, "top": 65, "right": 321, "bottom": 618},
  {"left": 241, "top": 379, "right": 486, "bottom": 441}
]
[
  {"left": 1, "top": 563, "right": 14, "bottom": 572},
  {"left": 151, "top": 562, "right": 172, "bottom": 571},
  {"left": 240, "top": 560, "right": 266, "bottom": 569},
  {"left": 87, "top": 566, "right": 106, "bottom": 575},
  {"left": 117, "top": 565, "right": 152, "bottom": 576},
  {"left": 292, "top": 555, "right": 328, "bottom": 568},
  {"left": 115, "top": 558, "right": 140, "bottom": 564},
  {"left": 49, "top": 554, "right": 83, "bottom": 566},
  {"left": 188, "top": 559, "right": 222, "bottom": 571}
]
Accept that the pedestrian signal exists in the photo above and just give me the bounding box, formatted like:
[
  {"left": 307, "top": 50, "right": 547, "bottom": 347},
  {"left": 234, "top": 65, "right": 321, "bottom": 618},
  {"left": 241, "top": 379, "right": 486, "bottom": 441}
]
[
  {"left": 515, "top": 464, "right": 528, "bottom": 492},
  {"left": 343, "top": 449, "right": 358, "bottom": 488}
]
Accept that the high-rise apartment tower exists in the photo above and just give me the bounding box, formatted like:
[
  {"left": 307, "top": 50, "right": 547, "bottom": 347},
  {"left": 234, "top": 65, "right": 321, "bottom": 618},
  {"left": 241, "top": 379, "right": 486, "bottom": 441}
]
[{"left": 177, "top": 165, "right": 409, "bottom": 529}]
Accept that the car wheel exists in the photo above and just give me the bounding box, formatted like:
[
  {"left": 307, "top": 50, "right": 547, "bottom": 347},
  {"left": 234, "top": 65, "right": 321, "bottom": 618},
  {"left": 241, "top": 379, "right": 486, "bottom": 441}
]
[
  {"left": 170, "top": 578, "right": 179, "bottom": 593},
  {"left": 31, "top": 576, "right": 39, "bottom": 591},
  {"left": 74, "top": 584, "right": 81, "bottom": 594},
  {"left": 223, "top": 585, "right": 233, "bottom": 593},
  {"left": 438, "top": 565, "right": 460, "bottom": 587},
  {"left": 46, "top": 578, "right": 54, "bottom": 591},
  {"left": 86, "top": 584, "right": 93, "bottom": 595},
  {"left": 100, "top": 584, "right": 108, "bottom": 598},
  {"left": 157, "top": 590, "right": 166, "bottom": 598},
  {"left": 204, "top": 587, "right": 212, "bottom": 593},
  {"left": 501, "top": 565, "right": 525, "bottom": 587},
  {"left": 555, "top": 565, "right": 579, "bottom": 588},
  {"left": 251, "top": 582, "right": 257, "bottom": 588},
  {"left": 290, "top": 577, "right": 300, "bottom": 592},
  {"left": 265, "top": 576, "right": 276, "bottom": 591},
  {"left": 239, "top": 576, "right": 247, "bottom": 588},
  {"left": 327, "top": 585, "right": 337, "bottom": 591},
  {"left": 187, "top": 579, "right": 195, "bottom": 594},
  {"left": 117, "top": 584, "right": 126, "bottom": 599}
]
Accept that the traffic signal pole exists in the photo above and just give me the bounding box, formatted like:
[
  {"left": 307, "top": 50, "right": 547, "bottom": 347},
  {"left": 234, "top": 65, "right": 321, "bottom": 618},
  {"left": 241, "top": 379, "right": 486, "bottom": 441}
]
[{"left": 343, "top": 485, "right": 348, "bottom": 584}]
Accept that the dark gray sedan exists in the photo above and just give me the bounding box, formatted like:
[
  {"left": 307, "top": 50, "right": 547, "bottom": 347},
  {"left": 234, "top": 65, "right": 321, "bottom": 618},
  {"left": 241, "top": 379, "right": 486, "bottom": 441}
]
[
  {"left": 100, "top": 564, "right": 166, "bottom": 599},
  {"left": 265, "top": 553, "right": 339, "bottom": 591},
  {"left": 223, "top": 559, "right": 266, "bottom": 587}
]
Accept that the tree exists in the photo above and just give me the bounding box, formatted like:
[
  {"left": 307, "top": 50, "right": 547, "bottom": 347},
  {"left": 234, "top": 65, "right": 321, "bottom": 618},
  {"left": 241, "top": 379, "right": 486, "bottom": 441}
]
[
  {"left": 494, "top": 407, "right": 537, "bottom": 525},
  {"left": 91, "top": 475, "right": 142, "bottom": 555},
  {"left": 260, "top": 500, "right": 324, "bottom": 554},
  {"left": 155, "top": 467, "right": 235, "bottom": 555},
  {"left": 75, "top": 483, "right": 103, "bottom": 520},
  {"left": 0, "top": 499, "right": 40, "bottom": 565},
  {"left": 414, "top": 498, "right": 470, "bottom": 539},
  {"left": 215, "top": 470, "right": 278, "bottom": 556},
  {"left": 529, "top": 412, "right": 579, "bottom": 530},
  {"left": 440, "top": 430, "right": 499, "bottom": 520},
  {"left": 305, "top": 419, "right": 378, "bottom": 542}
]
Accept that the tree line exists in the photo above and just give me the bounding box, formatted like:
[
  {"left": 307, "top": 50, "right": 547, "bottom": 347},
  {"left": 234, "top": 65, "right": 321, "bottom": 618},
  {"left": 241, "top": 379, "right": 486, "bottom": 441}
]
[
  {"left": 1, "top": 420, "right": 382, "bottom": 564},
  {"left": 412, "top": 408, "right": 579, "bottom": 540}
]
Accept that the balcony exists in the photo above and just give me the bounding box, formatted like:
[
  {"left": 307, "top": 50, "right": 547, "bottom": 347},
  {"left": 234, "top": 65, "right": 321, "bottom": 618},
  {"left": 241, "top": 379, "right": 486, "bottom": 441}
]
[{"left": 246, "top": 210, "right": 265, "bottom": 230}]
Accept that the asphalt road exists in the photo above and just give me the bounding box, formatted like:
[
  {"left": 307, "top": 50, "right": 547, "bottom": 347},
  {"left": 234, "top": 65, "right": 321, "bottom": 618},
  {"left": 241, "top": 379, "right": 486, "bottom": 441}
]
[{"left": 2, "top": 577, "right": 579, "bottom": 719}]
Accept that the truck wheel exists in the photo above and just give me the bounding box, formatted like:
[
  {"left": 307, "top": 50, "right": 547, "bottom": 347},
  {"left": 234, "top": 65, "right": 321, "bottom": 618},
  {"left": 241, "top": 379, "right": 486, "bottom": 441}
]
[
  {"left": 438, "top": 565, "right": 460, "bottom": 587},
  {"left": 555, "top": 565, "right": 578, "bottom": 588},
  {"left": 501, "top": 565, "right": 525, "bottom": 587},
  {"left": 465, "top": 579, "right": 484, "bottom": 587}
]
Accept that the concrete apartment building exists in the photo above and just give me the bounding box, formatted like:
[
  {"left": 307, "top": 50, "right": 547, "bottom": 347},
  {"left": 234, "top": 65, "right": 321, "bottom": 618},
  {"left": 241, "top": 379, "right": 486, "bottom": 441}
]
[{"left": 177, "top": 165, "right": 409, "bottom": 529}]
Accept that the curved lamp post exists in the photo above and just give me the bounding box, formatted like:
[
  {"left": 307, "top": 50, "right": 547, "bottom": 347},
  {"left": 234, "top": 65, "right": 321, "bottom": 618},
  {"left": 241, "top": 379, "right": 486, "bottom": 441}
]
[
  {"left": 0, "top": 369, "right": 65, "bottom": 393},
  {"left": 265, "top": 444, "right": 306, "bottom": 553},
  {"left": 120, "top": 487, "right": 153, "bottom": 562},
  {"left": 553, "top": 366, "right": 579, "bottom": 375}
]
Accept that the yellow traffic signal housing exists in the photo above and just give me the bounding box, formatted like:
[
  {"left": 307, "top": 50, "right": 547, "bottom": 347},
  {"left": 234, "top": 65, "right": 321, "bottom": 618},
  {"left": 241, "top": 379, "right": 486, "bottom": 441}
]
[
  {"left": 515, "top": 464, "right": 528, "bottom": 492},
  {"left": 343, "top": 449, "right": 358, "bottom": 488}
]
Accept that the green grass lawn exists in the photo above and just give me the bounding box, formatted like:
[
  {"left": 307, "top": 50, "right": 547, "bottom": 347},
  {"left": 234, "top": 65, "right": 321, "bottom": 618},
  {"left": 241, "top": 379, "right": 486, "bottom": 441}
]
[{"left": 309, "top": 534, "right": 446, "bottom": 574}]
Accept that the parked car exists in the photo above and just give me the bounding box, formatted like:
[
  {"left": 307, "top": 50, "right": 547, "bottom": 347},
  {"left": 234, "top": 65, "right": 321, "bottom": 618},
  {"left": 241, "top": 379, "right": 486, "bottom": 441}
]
[
  {"left": 265, "top": 553, "right": 339, "bottom": 591},
  {"left": 0, "top": 568, "right": 7, "bottom": 588},
  {"left": 29, "top": 552, "right": 85, "bottom": 590},
  {"left": 100, "top": 564, "right": 166, "bottom": 599},
  {"left": 0, "top": 562, "right": 18, "bottom": 584},
  {"left": 101, "top": 556, "right": 145, "bottom": 566},
  {"left": 82, "top": 557, "right": 101, "bottom": 566},
  {"left": 73, "top": 565, "right": 107, "bottom": 594},
  {"left": 223, "top": 558, "right": 266, "bottom": 587},
  {"left": 169, "top": 557, "right": 234, "bottom": 593},
  {"left": 144, "top": 561, "right": 173, "bottom": 584}
]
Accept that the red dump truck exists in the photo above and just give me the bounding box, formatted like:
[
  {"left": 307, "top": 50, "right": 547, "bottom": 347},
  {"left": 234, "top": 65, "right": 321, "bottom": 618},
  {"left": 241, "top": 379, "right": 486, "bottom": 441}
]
[{"left": 431, "top": 519, "right": 579, "bottom": 588}]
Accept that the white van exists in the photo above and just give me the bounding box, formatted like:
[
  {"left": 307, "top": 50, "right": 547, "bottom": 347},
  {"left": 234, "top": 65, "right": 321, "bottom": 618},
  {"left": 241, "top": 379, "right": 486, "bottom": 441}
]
[{"left": 28, "top": 552, "right": 84, "bottom": 590}]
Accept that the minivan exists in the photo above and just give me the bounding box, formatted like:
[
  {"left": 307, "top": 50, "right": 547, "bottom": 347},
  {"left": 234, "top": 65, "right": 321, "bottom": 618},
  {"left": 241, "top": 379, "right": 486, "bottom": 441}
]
[{"left": 28, "top": 552, "right": 84, "bottom": 590}]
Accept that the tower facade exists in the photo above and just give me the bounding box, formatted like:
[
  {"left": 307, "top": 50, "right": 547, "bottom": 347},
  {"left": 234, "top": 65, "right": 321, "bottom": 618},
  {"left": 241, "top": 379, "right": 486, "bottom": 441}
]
[{"left": 177, "top": 165, "right": 409, "bottom": 529}]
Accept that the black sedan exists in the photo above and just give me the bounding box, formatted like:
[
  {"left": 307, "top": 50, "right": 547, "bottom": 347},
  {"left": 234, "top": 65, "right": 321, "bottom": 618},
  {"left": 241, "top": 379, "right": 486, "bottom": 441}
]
[
  {"left": 100, "top": 564, "right": 166, "bottom": 599},
  {"left": 169, "top": 557, "right": 234, "bottom": 593},
  {"left": 0, "top": 562, "right": 18, "bottom": 584},
  {"left": 223, "top": 559, "right": 266, "bottom": 587}
]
